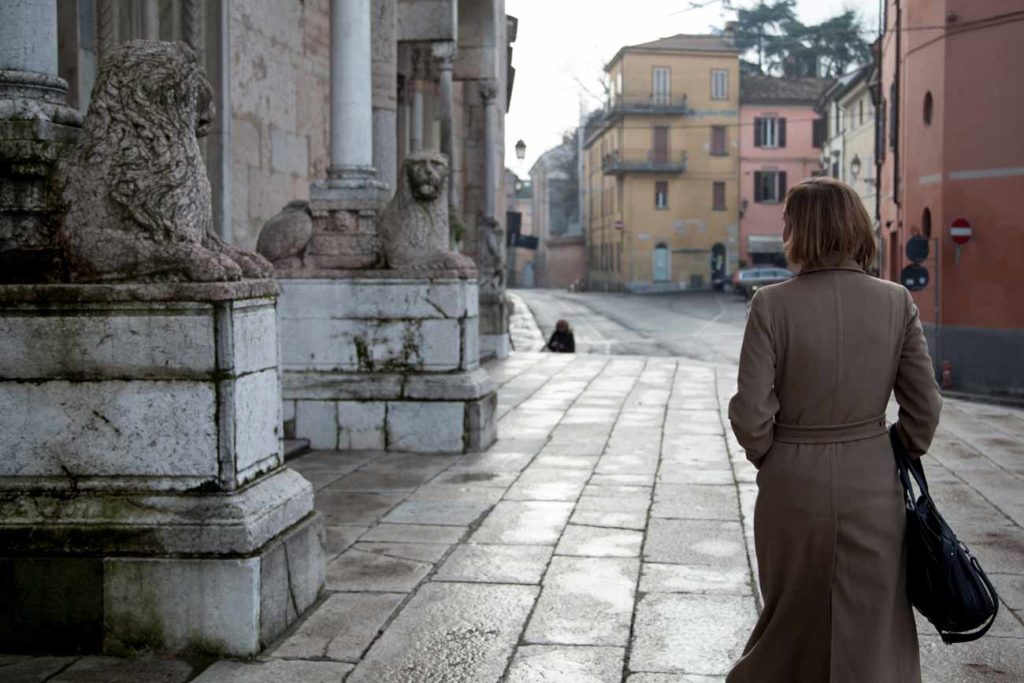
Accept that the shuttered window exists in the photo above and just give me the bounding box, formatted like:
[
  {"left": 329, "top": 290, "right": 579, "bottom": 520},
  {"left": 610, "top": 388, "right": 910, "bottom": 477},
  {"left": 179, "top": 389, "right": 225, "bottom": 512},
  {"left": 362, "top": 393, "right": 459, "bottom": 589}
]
[
  {"left": 710, "top": 126, "right": 727, "bottom": 156},
  {"left": 711, "top": 69, "right": 728, "bottom": 99},
  {"left": 655, "top": 181, "right": 668, "bottom": 209},
  {"left": 754, "top": 117, "right": 786, "bottom": 148},
  {"left": 712, "top": 182, "right": 726, "bottom": 211},
  {"left": 652, "top": 126, "right": 669, "bottom": 163},
  {"left": 653, "top": 67, "right": 670, "bottom": 105},
  {"left": 753, "top": 171, "right": 787, "bottom": 203}
]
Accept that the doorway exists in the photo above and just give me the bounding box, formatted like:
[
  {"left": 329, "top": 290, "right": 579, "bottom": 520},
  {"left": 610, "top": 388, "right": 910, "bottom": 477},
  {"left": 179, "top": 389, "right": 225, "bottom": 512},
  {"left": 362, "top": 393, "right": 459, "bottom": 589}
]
[{"left": 653, "top": 243, "right": 670, "bottom": 282}]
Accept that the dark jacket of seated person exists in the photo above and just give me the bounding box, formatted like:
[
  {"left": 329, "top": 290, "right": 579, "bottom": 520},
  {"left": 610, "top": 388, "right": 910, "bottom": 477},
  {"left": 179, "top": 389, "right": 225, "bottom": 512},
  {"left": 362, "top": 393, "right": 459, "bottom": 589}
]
[{"left": 547, "top": 320, "right": 575, "bottom": 353}]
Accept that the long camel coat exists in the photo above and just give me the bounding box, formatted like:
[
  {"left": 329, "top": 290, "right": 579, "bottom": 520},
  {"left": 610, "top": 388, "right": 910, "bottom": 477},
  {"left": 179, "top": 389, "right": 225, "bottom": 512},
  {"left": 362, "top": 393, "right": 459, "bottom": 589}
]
[{"left": 727, "top": 261, "right": 943, "bottom": 683}]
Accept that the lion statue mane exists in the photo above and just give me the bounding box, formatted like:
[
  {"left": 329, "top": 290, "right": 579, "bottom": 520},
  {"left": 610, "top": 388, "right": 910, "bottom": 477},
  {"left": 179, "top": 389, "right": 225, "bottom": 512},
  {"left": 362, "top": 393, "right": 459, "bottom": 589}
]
[
  {"left": 379, "top": 151, "right": 476, "bottom": 275},
  {"left": 61, "top": 40, "right": 271, "bottom": 282}
]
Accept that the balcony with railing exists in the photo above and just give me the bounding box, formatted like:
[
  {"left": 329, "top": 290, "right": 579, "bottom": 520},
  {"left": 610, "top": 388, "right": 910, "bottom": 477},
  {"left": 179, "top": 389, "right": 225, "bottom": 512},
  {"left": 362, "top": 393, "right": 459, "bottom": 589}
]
[
  {"left": 606, "top": 93, "right": 689, "bottom": 117},
  {"left": 602, "top": 149, "right": 688, "bottom": 175}
]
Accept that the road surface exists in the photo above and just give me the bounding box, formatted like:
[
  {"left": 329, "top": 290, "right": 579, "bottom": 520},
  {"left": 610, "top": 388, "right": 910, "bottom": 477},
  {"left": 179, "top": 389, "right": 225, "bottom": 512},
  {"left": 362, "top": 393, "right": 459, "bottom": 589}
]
[{"left": 514, "top": 288, "right": 749, "bottom": 365}]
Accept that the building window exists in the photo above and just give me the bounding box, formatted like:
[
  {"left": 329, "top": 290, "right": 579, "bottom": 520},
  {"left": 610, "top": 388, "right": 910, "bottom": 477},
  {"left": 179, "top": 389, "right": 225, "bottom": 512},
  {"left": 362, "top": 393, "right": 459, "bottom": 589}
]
[
  {"left": 753, "top": 171, "right": 787, "bottom": 203},
  {"left": 923, "top": 91, "right": 933, "bottom": 125},
  {"left": 754, "top": 117, "right": 786, "bottom": 148},
  {"left": 653, "top": 67, "right": 670, "bottom": 105},
  {"left": 713, "top": 182, "right": 726, "bottom": 211},
  {"left": 710, "top": 126, "right": 727, "bottom": 155},
  {"left": 655, "top": 181, "right": 668, "bottom": 209},
  {"left": 922, "top": 207, "right": 932, "bottom": 238},
  {"left": 858, "top": 100, "right": 864, "bottom": 126},
  {"left": 652, "top": 126, "right": 669, "bottom": 163},
  {"left": 711, "top": 69, "right": 728, "bottom": 100}
]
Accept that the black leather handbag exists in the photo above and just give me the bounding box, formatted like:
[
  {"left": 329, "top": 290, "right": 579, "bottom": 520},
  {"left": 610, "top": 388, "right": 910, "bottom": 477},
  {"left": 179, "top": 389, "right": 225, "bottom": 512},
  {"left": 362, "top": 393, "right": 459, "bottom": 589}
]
[{"left": 890, "top": 425, "right": 999, "bottom": 643}]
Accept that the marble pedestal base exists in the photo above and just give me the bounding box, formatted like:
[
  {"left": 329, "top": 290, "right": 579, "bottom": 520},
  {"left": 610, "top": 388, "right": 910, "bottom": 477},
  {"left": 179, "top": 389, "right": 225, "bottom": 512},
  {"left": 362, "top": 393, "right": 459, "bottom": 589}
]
[
  {"left": 0, "top": 281, "right": 324, "bottom": 656},
  {"left": 479, "top": 290, "right": 511, "bottom": 360},
  {"left": 278, "top": 274, "right": 498, "bottom": 453}
]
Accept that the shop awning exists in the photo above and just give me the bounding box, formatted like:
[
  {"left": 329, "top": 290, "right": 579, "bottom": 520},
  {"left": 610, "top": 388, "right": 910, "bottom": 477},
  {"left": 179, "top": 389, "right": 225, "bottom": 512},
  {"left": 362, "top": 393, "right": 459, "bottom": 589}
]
[{"left": 747, "top": 235, "right": 785, "bottom": 253}]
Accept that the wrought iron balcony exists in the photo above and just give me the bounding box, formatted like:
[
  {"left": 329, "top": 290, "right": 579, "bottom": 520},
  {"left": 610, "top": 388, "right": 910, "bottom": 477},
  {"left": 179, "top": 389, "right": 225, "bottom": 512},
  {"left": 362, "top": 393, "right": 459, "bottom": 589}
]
[
  {"left": 602, "top": 149, "right": 687, "bottom": 175},
  {"left": 605, "top": 93, "right": 689, "bottom": 116}
]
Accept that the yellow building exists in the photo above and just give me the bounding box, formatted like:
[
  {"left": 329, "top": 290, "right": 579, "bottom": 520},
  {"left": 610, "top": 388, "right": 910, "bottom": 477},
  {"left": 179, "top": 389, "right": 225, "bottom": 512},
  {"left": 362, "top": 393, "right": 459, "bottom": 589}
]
[{"left": 583, "top": 34, "right": 741, "bottom": 292}]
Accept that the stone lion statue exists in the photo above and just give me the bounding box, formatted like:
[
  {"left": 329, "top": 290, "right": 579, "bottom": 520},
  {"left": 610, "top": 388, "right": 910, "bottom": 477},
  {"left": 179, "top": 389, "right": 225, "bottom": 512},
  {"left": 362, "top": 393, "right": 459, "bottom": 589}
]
[
  {"left": 379, "top": 151, "right": 476, "bottom": 274},
  {"left": 60, "top": 41, "right": 271, "bottom": 282}
]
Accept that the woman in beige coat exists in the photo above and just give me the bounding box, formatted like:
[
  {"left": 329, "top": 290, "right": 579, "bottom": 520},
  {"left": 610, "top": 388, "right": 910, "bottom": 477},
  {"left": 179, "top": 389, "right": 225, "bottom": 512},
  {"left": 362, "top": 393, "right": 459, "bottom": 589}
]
[{"left": 727, "top": 178, "right": 943, "bottom": 682}]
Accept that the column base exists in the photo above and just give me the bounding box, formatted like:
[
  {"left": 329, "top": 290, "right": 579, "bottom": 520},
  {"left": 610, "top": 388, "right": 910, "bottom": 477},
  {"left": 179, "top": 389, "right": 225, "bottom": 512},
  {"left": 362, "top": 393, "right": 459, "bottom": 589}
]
[
  {"left": 0, "top": 470, "right": 324, "bottom": 656},
  {"left": 278, "top": 276, "right": 497, "bottom": 453},
  {"left": 311, "top": 169, "right": 391, "bottom": 207}
]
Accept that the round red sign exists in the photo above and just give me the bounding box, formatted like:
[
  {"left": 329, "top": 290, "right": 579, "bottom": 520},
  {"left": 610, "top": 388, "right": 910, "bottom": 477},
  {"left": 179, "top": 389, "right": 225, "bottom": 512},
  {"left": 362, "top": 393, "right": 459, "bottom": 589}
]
[{"left": 949, "top": 217, "right": 972, "bottom": 245}]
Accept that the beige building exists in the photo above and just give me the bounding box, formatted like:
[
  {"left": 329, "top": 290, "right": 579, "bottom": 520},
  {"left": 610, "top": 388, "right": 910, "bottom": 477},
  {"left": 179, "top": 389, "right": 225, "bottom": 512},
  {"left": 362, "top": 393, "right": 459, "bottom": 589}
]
[
  {"left": 818, "top": 65, "right": 876, "bottom": 223},
  {"left": 583, "top": 34, "right": 740, "bottom": 292}
]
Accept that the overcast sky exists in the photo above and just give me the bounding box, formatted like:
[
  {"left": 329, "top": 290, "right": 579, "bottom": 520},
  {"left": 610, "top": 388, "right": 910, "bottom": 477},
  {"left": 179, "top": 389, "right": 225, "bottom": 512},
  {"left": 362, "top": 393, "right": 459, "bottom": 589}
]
[{"left": 504, "top": 0, "right": 881, "bottom": 172}]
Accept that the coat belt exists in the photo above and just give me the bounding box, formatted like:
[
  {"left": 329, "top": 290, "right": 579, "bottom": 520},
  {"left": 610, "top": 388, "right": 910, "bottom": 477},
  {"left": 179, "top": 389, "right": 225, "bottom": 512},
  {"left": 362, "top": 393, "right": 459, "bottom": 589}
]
[{"left": 773, "top": 415, "right": 888, "bottom": 444}]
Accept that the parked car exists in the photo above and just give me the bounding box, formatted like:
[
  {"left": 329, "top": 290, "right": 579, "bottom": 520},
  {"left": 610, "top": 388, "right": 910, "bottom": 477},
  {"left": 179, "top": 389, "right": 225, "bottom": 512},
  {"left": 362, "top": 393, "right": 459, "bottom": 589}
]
[{"left": 731, "top": 267, "right": 794, "bottom": 297}]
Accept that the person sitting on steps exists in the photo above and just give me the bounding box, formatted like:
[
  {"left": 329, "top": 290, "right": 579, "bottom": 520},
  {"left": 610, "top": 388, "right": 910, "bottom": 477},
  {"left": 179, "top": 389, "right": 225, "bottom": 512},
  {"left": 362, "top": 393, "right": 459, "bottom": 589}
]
[{"left": 547, "top": 319, "right": 575, "bottom": 353}]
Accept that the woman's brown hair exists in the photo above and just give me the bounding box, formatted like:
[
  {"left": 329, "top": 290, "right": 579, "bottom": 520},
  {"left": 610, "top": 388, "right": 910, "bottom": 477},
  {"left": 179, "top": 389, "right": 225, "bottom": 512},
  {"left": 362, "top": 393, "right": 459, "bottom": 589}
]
[{"left": 782, "top": 177, "right": 876, "bottom": 270}]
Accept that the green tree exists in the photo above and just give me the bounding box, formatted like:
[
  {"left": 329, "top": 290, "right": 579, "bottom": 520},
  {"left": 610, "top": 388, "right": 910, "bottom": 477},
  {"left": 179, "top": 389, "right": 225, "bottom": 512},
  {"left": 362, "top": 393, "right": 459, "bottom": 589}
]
[
  {"left": 733, "top": 0, "right": 797, "bottom": 73},
  {"left": 731, "top": 2, "right": 870, "bottom": 78}
]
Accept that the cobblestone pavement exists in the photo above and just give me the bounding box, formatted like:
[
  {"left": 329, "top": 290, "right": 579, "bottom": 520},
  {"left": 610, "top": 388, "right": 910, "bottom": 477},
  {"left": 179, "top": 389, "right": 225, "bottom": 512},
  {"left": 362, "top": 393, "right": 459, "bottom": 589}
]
[{"left": 4, "top": 353, "right": 1023, "bottom": 682}]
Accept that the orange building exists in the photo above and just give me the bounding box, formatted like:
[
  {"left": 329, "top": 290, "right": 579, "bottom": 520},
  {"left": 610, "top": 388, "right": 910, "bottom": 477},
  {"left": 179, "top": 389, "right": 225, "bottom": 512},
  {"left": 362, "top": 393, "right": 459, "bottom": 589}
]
[{"left": 877, "top": 0, "right": 1024, "bottom": 397}]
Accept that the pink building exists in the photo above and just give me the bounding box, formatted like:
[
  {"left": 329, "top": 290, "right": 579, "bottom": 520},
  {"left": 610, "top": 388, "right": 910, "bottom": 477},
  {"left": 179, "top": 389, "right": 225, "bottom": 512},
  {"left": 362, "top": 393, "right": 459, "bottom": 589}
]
[
  {"left": 738, "top": 76, "right": 829, "bottom": 266},
  {"left": 878, "top": 0, "right": 1024, "bottom": 396}
]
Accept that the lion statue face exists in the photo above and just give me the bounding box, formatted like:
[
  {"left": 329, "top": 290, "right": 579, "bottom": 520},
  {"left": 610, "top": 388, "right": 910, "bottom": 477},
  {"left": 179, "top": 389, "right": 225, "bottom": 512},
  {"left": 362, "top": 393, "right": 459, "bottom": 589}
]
[
  {"left": 405, "top": 153, "right": 449, "bottom": 201},
  {"left": 87, "top": 40, "right": 214, "bottom": 140}
]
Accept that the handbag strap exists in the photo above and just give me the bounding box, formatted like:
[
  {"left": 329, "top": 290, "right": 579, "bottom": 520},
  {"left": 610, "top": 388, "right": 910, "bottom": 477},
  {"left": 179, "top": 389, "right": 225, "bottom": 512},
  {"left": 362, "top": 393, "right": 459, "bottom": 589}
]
[{"left": 889, "top": 425, "right": 930, "bottom": 500}]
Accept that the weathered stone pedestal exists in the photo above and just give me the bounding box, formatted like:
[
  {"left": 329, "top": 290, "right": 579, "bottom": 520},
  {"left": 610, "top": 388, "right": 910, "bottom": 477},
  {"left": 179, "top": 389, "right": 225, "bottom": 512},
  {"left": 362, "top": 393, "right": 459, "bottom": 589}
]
[
  {"left": 0, "top": 281, "right": 324, "bottom": 656},
  {"left": 278, "top": 273, "right": 497, "bottom": 453}
]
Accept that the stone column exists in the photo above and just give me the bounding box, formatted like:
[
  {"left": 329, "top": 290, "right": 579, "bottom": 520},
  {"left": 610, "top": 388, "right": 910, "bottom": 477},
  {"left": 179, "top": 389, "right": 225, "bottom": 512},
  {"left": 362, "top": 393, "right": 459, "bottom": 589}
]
[
  {"left": 433, "top": 41, "right": 456, "bottom": 203},
  {"left": 0, "top": 0, "right": 82, "bottom": 282},
  {"left": 371, "top": 0, "right": 397, "bottom": 191},
  {"left": 141, "top": 0, "right": 159, "bottom": 39},
  {"left": 476, "top": 79, "right": 509, "bottom": 359},
  {"left": 181, "top": 0, "right": 202, "bottom": 56},
  {"left": 328, "top": 0, "right": 375, "bottom": 184},
  {"left": 410, "top": 80, "right": 424, "bottom": 151},
  {"left": 480, "top": 79, "right": 498, "bottom": 220},
  {"left": 95, "top": 0, "right": 116, "bottom": 64}
]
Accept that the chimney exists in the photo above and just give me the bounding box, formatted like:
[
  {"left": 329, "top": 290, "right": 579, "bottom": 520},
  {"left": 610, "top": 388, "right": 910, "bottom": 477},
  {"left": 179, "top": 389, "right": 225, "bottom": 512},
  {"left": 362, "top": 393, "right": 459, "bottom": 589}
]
[{"left": 723, "top": 21, "right": 737, "bottom": 45}]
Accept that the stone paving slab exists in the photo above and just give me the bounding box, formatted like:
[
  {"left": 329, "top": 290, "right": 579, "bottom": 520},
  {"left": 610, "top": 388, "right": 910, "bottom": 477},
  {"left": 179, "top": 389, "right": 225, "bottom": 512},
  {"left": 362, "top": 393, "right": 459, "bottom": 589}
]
[
  {"left": 525, "top": 556, "right": 639, "bottom": 646},
  {"left": 192, "top": 659, "right": 353, "bottom": 682},
  {"left": 470, "top": 501, "right": 574, "bottom": 545},
  {"left": 434, "top": 544, "right": 553, "bottom": 584},
  {"left": 0, "top": 656, "right": 77, "bottom": 682},
  {"left": 49, "top": 656, "right": 194, "bottom": 682},
  {"left": 345, "top": 582, "right": 537, "bottom": 683},
  {"left": 630, "top": 593, "right": 758, "bottom": 676},
  {"left": 358, "top": 522, "right": 468, "bottom": 544},
  {"left": 507, "top": 645, "right": 626, "bottom": 683},
  {"left": 324, "top": 546, "right": 434, "bottom": 592},
  {"left": 272, "top": 592, "right": 404, "bottom": 661},
  {"left": 555, "top": 524, "right": 644, "bottom": 557}
]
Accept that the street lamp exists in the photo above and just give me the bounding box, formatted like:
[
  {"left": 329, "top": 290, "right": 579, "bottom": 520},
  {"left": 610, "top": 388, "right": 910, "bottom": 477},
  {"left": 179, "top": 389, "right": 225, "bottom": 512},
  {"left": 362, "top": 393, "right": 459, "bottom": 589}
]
[
  {"left": 515, "top": 139, "right": 526, "bottom": 160},
  {"left": 850, "top": 154, "right": 862, "bottom": 180}
]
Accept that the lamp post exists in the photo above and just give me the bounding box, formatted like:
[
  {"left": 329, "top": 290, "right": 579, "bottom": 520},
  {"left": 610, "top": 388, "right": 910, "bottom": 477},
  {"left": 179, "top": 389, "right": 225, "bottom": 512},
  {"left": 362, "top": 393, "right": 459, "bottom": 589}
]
[
  {"left": 850, "top": 154, "right": 862, "bottom": 181},
  {"left": 515, "top": 139, "right": 526, "bottom": 161}
]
